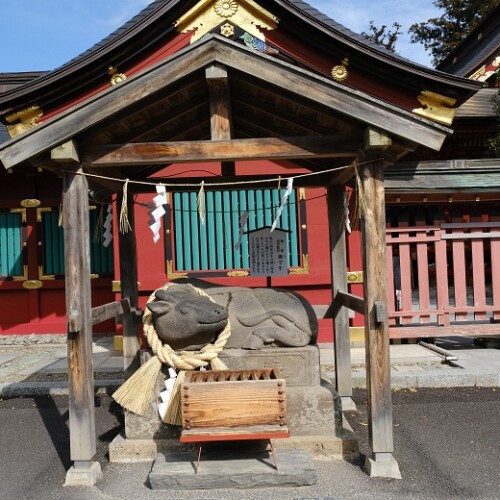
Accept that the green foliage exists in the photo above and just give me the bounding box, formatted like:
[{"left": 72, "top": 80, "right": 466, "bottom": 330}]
[
  {"left": 361, "top": 20, "right": 402, "bottom": 53},
  {"left": 487, "top": 88, "right": 500, "bottom": 157},
  {"left": 408, "top": 0, "right": 500, "bottom": 66}
]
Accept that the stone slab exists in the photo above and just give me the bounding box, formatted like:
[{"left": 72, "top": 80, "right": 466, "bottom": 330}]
[
  {"left": 149, "top": 449, "right": 317, "bottom": 490},
  {"left": 220, "top": 345, "right": 321, "bottom": 386}
]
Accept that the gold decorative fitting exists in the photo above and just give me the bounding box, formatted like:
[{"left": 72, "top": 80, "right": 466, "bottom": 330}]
[
  {"left": 112, "top": 280, "right": 121, "bottom": 293},
  {"left": 166, "top": 260, "right": 188, "bottom": 280},
  {"left": 214, "top": 0, "right": 238, "bottom": 17},
  {"left": 108, "top": 66, "right": 127, "bottom": 86},
  {"left": 176, "top": 0, "right": 278, "bottom": 43},
  {"left": 21, "top": 199, "right": 41, "bottom": 208},
  {"left": 289, "top": 254, "right": 309, "bottom": 275},
  {"left": 5, "top": 105, "right": 43, "bottom": 138},
  {"left": 227, "top": 270, "right": 249, "bottom": 276},
  {"left": 331, "top": 58, "right": 349, "bottom": 82},
  {"left": 220, "top": 22, "right": 235, "bottom": 37},
  {"left": 412, "top": 90, "right": 457, "bottom": 126},
  {"left": 23, "top": 280, "right": 43, "bottom": 290},
  {"left": 12, "top": 265, "right": 29, "bottom": 282},
  {"left": 347, "top": 271, "right": 363, "bottom": 284},
  {"left": 10, "top": 208, "right": 27, "bottom": 223}
]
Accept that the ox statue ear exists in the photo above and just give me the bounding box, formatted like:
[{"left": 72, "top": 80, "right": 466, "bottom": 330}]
[{"left": 147, "top": 300, "right": 173, "bottom": 316}]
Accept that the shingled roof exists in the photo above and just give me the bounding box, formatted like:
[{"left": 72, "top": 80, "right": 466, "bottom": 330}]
[
  {"left": 0, "top": 0, "right": 480, "bottom": 120},
  {"left": 438, "top": 4, "right": 500, "bottom": 77}
]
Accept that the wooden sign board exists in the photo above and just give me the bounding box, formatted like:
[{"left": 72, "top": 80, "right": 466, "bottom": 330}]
[{"left": 248, "top": 227, "right": 288, "bottom": 277}]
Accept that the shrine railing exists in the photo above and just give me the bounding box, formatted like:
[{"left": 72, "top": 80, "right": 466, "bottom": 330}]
[{"left": 385, "top": 219, "right": 500, "bottom": 338}]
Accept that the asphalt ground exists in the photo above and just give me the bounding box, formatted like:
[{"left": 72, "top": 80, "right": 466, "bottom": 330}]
[{"left": 1, "top": 386, "right": 499, "bottom": 500}]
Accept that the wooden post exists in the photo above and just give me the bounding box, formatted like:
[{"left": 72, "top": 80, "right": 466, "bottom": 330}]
[
  {"left": 327, "top": 184, "right": 355, "bottom": 411},
  {"left": 360, "top": 159, "right": 401, "bottom": 478},
  {"left": 117, "top": 195, "right": 141, "bottom": 377},
  {"left": 62, "top": 163, "right": 101, "bottom": 484},
  {"left": 206, "top": 63, "right": 232, "bottom": 141}
]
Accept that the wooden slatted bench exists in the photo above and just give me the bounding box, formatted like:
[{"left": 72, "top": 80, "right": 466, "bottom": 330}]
[{"left": 179, "top": 368, "right": 289, "bottom": 472}]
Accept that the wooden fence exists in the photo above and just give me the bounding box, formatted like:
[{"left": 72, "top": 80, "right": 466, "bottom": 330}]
[{"left": 385, "top": 218, "right": 500, "bottom": 338}]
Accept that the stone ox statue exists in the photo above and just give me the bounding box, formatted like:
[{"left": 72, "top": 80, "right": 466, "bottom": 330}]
[{"left": 146, "top": 280, "right": 318, "bottom": 350}]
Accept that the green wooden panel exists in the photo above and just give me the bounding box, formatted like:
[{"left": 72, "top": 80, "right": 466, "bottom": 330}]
[
  {"left": 173, "top": 193, "right": 184, "bottom": 270},
  {"left": 206, "top": 191, "right": 217, "bottom": 269},
  {"left": 170, "top": 188, "right": 302, "bottom": 273},
  {"left": 214, "top": 191, "right": 225, "bottom": 269},
  {"left": 189, "top": 192, "right": 200, "bottom": 270},
  {"left": 40, "top": 209, "right": 113, "bottom": 276},
  {"left": 0, "top": 212, "right": 22, "bottom": 277},
  {"left": 223, "top": 190, "right": 233, "bottom": 269}
]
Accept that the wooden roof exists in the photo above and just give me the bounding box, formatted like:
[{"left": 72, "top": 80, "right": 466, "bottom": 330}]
[
  {"left": 0, "top": 0, "right": 486, "bottom": 200},
  {"left": 438, "top": 4, "right": 500, "bottom": 78},
  {"left": 385, "top": 159, "right": 500, "bottom": 193},
  {"left": 0, "top": 36, "right": 453, "bottom": 181},
  {"left": 0, "top": 0, "right": 480, "bottom": 119}
]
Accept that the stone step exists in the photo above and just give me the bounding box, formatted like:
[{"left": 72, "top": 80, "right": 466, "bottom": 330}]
[{"left": 149, "top": 448, "right": 317, "bottom": 490}]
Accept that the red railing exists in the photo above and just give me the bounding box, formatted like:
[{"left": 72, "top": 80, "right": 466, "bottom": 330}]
[{"left": 386, "top": 219, "right": 500, "bottom": 338}]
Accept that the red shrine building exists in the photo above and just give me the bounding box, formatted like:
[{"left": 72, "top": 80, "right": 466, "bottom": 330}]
[{"left": 0, "top": 0, "right": 497, "bottom": 346}]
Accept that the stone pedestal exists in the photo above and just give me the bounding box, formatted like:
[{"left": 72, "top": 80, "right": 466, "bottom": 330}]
[{"left": 109, "top": 344, "right": 358, "bottom": 463}]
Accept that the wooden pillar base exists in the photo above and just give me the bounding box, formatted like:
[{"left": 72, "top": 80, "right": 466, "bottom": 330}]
[
  {"left": 64, "top": 461, "right": 102, "bottom": 486},
  {"left": 363, "top": 452, "right": 401, "bottom": 479}
]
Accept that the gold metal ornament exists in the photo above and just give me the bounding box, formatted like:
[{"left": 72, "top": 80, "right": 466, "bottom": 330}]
[
  {"left": 412, "top": 90, "right": 457, "bottom": 126},
  {"left": 331, "top": 58, "right": 349, "bottom": 82},
  {"left": 5, "top": 105, "right": 43, "bottom": 138},
  {"left": 108, "top": 66, "right": 127, "bottom": 86},
  {"left": 220, "top": 22, "right": 235, "bottom": 37},
  {"left": 20, "top": 199, "right": 41, "bottom": 208},
  {"left": 23, "top": 280, "right": 43, "bottom": 290},
  {"left": 214, "top": 0, "right": 238, "bottom": 18},
  {"left": 176, "top": 0, "right": 278, "bottom": 43}
]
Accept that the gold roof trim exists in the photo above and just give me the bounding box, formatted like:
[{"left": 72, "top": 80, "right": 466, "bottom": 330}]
[
  {"left": 412, "top": 90, "right": 457, "bottom": 126},
  {"left": 175, "top": 0, "right": 278, "bottom": 43},
  {"left": 5, "top": 105, "right": 43, "bottom": 138}
]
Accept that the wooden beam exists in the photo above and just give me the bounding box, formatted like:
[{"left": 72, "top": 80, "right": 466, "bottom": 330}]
[
  {"left": 82, "top": 136, "right": 361, "bottom": 166},
  {"left": 91, "top": 298, "right": 130, "bottom": 325},
  {"left": 364, "top": 127, "right": 392, "bottom": 150},
  {"left": 335, "top": 290, "right": 366, "bottom": 315},
  {"left": 360, "top": 159, "right": 398, "bottom": 466},
  {"left": 62, "top": 165, "right": 96, "bottom": 467},
  {"left": 0, "top": 39, "right": 449, "bottom": 170},
  {"left": 51, "top": 140, "right": 80, "bottom": 163},
  {"left": 213, "top": 41, "right": 449, "bottom": 150},
  {"left": 206, "top": 64, "right": 232, "bottom": 140},
  {"left": 328, "top": 184, "right": 353, "bottom": 403},
  {"left": 117, "top": 196, "right": 141, "bottom": 378}
]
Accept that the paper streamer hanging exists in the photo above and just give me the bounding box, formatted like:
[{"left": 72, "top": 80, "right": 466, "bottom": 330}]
[
  {"left": 148, "top": 185, "right": 168, "bottom": 243},
  {"left": 103, "top": 204, "right": 113, "bottom": 247},
  {"left": 234, "top": 211, "right": 249, "bottom": 250},
  {"left": 197, "top": 181, "right": 206, "bottom": 225},
  {"left": 271, "top": 177, "right": 293, "bottom": 232},
  {"left": 344, "top": 192, "right": 351, "bottom": 234}
]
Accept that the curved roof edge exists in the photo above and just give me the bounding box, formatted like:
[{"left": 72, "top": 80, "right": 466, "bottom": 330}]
[
  {"left": 0, "top": 0, "right": 481, "bottom": 115},
  {"left": 438, "top": 4, "right": 500, "bottom": 77}
]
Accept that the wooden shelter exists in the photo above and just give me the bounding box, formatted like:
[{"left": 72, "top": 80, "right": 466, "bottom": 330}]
[{"left": 0, "top": 0, "right": 480, "bottom": 483}]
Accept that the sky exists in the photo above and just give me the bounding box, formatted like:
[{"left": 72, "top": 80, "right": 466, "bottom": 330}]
[{"left": 0, "top": 0, "right": 440, "bottom": 73}]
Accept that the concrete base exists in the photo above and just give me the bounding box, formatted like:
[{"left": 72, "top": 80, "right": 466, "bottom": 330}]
[
  {"left": 149, "top": 449, "right": 317, "bottom": 490},
  {"left": 363, "top": 453, "right": 401, "bottom": 479},
  {"left": 111, "top": 345, "right": 358, "bottom": 463},
  {"left": 64, "top": 462, "right": 102, "bottom": 486}
]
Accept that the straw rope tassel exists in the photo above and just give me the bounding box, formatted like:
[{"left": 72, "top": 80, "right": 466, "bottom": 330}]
[
  {"left": 354, "top": 164, "right": 368, "bottom": 224},
  {"left": 112, "top": 282, "right": 231, "bottom": 423},
  {"left": 119, "top": 178, "right": 132, "bottom": 233},
  {"left": 112, "top": 355, "right": 162, "bottom": 416}
]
